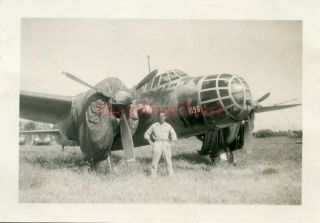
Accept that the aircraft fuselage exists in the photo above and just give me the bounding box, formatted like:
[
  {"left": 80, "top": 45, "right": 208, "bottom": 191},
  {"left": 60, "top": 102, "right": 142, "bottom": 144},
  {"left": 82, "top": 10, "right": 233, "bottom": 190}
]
[{"left": 111, "top": 70, "right": 253, "bottom": 150}]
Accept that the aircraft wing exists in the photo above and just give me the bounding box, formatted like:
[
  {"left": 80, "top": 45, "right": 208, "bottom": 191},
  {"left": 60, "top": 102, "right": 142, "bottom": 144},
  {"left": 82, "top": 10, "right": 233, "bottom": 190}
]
[
  {"left": 20, "top": 91, "right": 72, "bottom": 123},
  {"left": 255, "top": 103, "right": 301, "bottom": 113}
]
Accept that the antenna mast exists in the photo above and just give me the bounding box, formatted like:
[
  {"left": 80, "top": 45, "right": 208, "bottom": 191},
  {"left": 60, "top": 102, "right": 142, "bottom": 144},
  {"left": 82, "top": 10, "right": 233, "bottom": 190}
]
[{"left": 147, "top": 55, "right": 151, "bottom": 72}]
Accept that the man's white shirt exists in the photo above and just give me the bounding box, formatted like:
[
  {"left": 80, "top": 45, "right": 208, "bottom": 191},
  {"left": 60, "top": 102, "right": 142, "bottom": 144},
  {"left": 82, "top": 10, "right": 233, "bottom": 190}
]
[{"left": 144, "top": 122, "right": 177, "bottom": 141}]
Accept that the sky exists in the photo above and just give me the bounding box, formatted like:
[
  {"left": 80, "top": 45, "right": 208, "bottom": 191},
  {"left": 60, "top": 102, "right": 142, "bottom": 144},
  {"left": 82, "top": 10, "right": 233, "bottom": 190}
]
[{"left": 21, "top": 19, "right": 302, "bottom": 130}]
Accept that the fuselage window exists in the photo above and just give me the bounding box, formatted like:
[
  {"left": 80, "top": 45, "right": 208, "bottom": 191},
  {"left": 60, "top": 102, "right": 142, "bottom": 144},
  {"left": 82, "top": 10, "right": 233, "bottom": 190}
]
[
  {"left": 202, "top": 100, "right": 223, "bottom": 111},
  {"left": 169, "top": 72, "right": 180, "bottom": 81},
  {"left": 218, "top": 80, "right": 229, "bottom": 87},
  {"left": 159, "top": 73, "right": 170, "bottom": 85},
  {"left": 220, "top": 73, "right": 233, "bottom": 79},
  {"left": 152, "top": 76, "right": 160, "bottom": 88},
  {"left": 222, "top": 98, "right": 233, "bottom": 107},
  {"left": 219, "top": 89, "right": 229, "bottom": 97},
  {"left": 200, "top": 90, "right": 218, "bottom": 102}
]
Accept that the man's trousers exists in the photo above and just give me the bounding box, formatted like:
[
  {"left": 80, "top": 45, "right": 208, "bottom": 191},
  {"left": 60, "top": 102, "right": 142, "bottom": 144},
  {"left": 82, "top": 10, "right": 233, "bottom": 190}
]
[{"left": 151, "top": 141, "right": 173, "bottom": 177}]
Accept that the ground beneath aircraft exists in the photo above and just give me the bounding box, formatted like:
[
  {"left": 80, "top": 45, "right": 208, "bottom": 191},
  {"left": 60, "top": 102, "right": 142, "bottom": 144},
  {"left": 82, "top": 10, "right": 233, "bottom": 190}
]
[{"left": 19, "top": 136, "right": 302, "bottom": 204}]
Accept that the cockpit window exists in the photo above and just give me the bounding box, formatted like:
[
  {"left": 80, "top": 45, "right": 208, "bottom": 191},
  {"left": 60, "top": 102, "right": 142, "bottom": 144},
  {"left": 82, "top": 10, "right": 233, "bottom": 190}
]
[
  {"left": 168, "top": 72, "right": 179, "bottom": 81},
  {"left": 175, "top": 70, "right": 187, "bottom": 77},
  {"left": 147, "top": 70, "right": 189, "bottom": 89},
  {"left": 152, "top": 76, "right": 160, "bottom": 88},
  {"left": 205, "top": 74, "right": 218, "bottom": 80},
  {"left": 146, "top": 79, "right": 153, "bottom": 90},
  {"left": 159, "top": 73, "right": 170, "bottom": 85}
]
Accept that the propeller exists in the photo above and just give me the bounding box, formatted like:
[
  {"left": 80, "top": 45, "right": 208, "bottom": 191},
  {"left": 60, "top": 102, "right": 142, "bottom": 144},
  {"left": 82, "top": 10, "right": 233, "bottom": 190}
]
[
  {"left": 120, "top": 112, "right": 135, "bottom": 161},
  {"left": 243, "top": 112, "right": 254, "bottom": 154},
  {"left": 242, "top": 92, "right": 300, "bottom": 154},
  {"left": 252, "top": 92, "right": 270, "bottom": 108},
  {"left": 272, "top": 98, "right": 297, "bottom": 106},
  {"left": 256, "top": 92, "right": 270, "bottom": 103},
  {"left": 242, "top": 92, "right": 269, "bottom": 154},
  {"left": 63, "top": 71, "right": 135, "bottom": 161}
]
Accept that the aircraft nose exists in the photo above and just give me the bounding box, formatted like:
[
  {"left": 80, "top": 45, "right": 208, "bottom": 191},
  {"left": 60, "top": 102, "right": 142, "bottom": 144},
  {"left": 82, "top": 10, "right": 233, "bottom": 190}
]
[{"left": 199, "top": 73, "right": 252, "bottom": 120}]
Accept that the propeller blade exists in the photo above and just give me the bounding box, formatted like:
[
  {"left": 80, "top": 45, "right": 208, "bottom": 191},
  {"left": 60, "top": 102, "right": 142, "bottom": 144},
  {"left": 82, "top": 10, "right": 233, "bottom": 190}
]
[
  {"left": 243, "top": 114, "right": 254, "bottom": 154},
  {"left": 273, "top": 98, "right": 297, "bottom": 106},
  {"left": 255, "top": 103, "right": 301, "bottom": 113},
  {"left": 256, "top": 92, "right": 270, "bottom": 103},
  {"left": 62, "top": 71, "right": 98, "bottom": 90},
  {"left": 120, "top": 112, "right": 135, "bottom": 161},
  {"left": 62, "top": 71, "right": 111, "bottom": 98}
]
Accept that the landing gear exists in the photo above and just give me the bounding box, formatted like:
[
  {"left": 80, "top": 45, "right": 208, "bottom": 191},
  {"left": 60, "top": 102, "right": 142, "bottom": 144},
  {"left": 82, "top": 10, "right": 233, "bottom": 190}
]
[
  {"left": 225, "top": 147, "right": 234, "bottom": 164},
  {"left": 198, "top": 129, "right": 234, "bottom": 164}
]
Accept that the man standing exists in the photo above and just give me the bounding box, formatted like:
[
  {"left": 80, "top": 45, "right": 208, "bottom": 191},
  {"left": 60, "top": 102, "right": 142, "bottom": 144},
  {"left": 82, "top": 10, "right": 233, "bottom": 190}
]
[{"left": 144, "top": 112, "right": 177, "bottom": 178}]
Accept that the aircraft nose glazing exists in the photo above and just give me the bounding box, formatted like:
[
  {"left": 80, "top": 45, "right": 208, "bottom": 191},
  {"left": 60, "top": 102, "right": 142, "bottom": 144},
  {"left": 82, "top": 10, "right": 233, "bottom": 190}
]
[{"left": 199, "top": 74, "right": 252, "bottom": 120}]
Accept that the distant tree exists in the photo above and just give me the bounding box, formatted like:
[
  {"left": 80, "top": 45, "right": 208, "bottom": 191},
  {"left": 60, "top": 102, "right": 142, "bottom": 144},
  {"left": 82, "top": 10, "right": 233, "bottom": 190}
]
[
  {"left": 253, "top": 129, "right": 300, "bottom": 138},
  {"left": 24, "top": 121, "right": 36, "bottom": 130},
  {"left": 292, "top": 130, "right": 303, "bottom": 138},
  {"left": 253, "top": 129, "right": 275, "bottom": 138}
]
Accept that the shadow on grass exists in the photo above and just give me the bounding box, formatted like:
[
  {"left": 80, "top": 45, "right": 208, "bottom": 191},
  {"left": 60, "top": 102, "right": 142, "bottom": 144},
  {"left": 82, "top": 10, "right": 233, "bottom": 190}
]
[
  {"left": 261, "top": 167, "right": 278, "bottom": 175},
  {"left": 173, "top": 152, "right": 212, "bottom": 165},
  {"left": 111, "top": 154, "right": 152, "bottom": 164}
]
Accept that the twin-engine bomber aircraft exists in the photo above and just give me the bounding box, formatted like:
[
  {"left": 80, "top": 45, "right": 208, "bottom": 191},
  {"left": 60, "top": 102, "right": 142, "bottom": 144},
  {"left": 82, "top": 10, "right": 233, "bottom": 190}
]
[{"left": 20, "top": 69, "right": 300, "bottom": 170}]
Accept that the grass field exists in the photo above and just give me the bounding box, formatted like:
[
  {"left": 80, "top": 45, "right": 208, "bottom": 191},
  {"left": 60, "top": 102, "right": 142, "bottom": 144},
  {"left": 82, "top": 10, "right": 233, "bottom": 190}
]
[{"left": 19, "top": 137, "right": 302, "bottom": 204}]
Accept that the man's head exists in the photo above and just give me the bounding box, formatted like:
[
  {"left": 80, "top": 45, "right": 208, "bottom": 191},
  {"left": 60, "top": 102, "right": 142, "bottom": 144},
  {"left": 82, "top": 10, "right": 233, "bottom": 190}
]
[{"left": 158, "top": 112, "right": 166, "bottom": 124}]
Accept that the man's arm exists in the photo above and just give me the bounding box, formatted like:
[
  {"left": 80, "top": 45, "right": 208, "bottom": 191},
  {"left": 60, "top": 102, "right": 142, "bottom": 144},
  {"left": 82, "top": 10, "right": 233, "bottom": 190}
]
[
  {"left": 144, "top": 124, "right": 155, "bottom": 146},
  {"left": 169, "top": 125, "right": 177, "bottom": 143}
]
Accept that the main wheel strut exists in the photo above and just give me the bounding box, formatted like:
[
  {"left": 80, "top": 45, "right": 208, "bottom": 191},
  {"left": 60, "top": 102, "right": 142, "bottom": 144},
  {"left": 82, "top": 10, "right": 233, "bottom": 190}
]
[{"left": 198, "top": 129, "right": 233, "bottom": 164}]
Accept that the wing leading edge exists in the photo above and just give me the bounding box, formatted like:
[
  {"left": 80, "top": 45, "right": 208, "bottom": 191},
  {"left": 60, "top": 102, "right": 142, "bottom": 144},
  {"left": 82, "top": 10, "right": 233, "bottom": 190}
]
[
  {"left": 19, "top": 129, "right": 60, "bottom": 134},
  {"left": 20, "top": 91, "right": 72, "bottom": 124}
]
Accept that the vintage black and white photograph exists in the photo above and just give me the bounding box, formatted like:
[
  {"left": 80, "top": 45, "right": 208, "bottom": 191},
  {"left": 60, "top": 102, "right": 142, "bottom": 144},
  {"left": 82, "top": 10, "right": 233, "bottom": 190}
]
[
  {"left": 3, "top": 1, "right": 320, "bottom": 222},
  {"left": 18, "top": 19, "right": 302, "bottom": 204}
]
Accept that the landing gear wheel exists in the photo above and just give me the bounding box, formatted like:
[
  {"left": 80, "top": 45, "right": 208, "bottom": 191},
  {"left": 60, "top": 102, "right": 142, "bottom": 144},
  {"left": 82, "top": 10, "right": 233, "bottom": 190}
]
[
  {"left": 209, "top": 151, "right": 220, "bottom": 165},
  {"left": 199, "top": 129, "right": 235, "bottom": 165},
  {"left": 225, "top": 147, "right": 234, "bottom": 164}
]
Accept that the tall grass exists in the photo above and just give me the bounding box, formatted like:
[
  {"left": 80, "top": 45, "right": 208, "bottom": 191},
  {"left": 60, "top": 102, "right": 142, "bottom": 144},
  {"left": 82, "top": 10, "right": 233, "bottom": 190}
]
[{"left": 19, "top": 136, "right": 301, "bottom": 204}]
